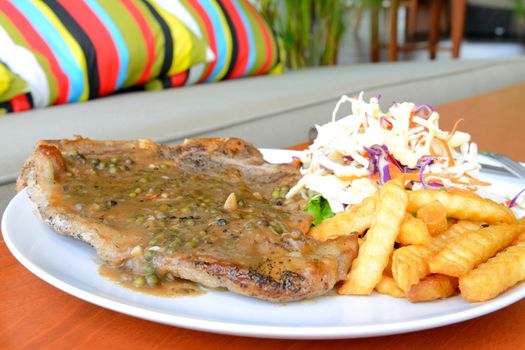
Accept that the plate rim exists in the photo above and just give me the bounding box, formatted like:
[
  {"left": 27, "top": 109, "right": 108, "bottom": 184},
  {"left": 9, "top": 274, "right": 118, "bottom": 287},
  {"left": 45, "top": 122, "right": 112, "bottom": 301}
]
[{"left": 2, "top": 149, "right": 525, "bottom": 339}]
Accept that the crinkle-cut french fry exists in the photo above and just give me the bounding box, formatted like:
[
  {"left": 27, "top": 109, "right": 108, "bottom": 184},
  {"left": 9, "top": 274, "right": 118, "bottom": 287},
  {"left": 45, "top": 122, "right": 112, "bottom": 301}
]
[
  {"left": 392, "top": 220, "right": 482, "bottom": 291},
  {"left": 459, "top": 241, "right": 525, "bottom": 302},
  {"left": 416, "top": 200, "right": 448, "bottom": 235},
  {"left": 406, "top": 274, "right": 458, "bottom": 303},
  {"left": 407, "top": 190, "right": 516, "bottom": 224},
  {"left": 339, "top": 182, "right": 407, "bottom": 295},
  {"left": 309, "top": 194, "right": 376, "bottom": 241},
  {"left": 429, "top": 224, "right": 521, "bottom": 277},
  {"left": 375, "top": 275, "right": 404, "bottom": 298},
  {"left": 397, "top": 213, "right": 431, "bottom": 246}
]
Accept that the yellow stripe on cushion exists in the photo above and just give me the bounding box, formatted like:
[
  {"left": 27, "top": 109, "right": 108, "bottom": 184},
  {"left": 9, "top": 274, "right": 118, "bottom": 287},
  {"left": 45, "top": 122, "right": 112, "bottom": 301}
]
[
  {"left": 32, "top": 0, "right": 89, "bottom": 102},
  {"left": 0, "top": 64, "right": 9, "bottom": 96},
  {"left": 149, "top": 1, "right": 206, "bottom": 76}
]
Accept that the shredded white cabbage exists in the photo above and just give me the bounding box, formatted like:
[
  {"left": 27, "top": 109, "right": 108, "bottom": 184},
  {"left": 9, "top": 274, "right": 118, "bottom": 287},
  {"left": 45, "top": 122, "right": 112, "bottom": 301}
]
[{"left": 287, "top": 92, "right": 482, "bottom": 212}]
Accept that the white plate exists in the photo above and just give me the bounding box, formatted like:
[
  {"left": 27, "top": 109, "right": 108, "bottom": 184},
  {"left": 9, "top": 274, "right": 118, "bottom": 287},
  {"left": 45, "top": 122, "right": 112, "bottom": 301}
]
[{"left": 2, "top": 149, "right": 525, "bottom": 339}]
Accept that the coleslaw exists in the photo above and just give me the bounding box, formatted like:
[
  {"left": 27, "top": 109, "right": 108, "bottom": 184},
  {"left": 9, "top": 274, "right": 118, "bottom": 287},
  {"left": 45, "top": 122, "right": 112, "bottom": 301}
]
[{"left": 287, "top": 92, "right": 486, "bottom": 213}]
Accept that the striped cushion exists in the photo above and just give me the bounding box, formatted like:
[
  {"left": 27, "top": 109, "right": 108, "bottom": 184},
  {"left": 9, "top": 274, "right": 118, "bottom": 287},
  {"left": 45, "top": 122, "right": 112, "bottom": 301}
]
[
  {"left": 0, "top": 0, "right": 210, "bottom": 110},
  {"left": 148, "top": 0, "right": 284, "bottom": 89}
]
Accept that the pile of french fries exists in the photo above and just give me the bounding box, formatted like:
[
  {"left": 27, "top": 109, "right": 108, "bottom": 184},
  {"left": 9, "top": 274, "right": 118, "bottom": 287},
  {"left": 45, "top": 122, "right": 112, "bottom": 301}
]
[{"left": 310, "top": 180, "right": 525, "bottom": 303}]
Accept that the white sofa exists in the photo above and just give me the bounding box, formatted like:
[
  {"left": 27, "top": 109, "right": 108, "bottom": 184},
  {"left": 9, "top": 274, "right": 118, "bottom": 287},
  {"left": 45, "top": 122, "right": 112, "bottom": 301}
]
[{"left": 2, "top": 57, "right": 525, "bottom": 214}]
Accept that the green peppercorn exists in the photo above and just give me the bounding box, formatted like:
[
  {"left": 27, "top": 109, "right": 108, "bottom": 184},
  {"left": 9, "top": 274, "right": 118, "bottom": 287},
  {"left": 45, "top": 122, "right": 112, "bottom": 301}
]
[
  {"left": 145, "top": 273, "right": 159, "bottom": 286},
  {"left": 144, "top": 250, "right": 155, "bottom": 261},
  {"left": 272, "top": 224, "right": 284, "bottom": 234},
  {"left": 144, "top": 264, "right": 155, "bottom": 275},
  {"left": 132, "top": 276, "right": 146, "bottom": 288},
  {"left": 129, "top": 192, "right": 137, "bottom": 198}
]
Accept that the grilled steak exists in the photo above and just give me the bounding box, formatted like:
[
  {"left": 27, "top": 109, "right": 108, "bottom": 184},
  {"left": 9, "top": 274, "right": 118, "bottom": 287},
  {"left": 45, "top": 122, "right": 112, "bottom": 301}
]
[{"left": 17, "top": 137, "right": 358, "bottom": 302}]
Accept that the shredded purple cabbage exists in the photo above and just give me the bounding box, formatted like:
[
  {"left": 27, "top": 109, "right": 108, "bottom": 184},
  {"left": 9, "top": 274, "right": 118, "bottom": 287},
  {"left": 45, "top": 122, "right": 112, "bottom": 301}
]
[
  {"left": 412, "top": 104, "right": 434, "bottom": 118},
  {"left": 380, "top": 144, "right": 405, "bottom": 173},
  {"left": 378, "top": 153, "right": 392, "bottom": 184},
  {"left": 364, "top": 146, "right": 379, "bottom": 176},
  {"left": 380, "top": 116, "right": 393, "bottom": 128},
  {"left": 509, "top": 188, "right": 525, "bottom": 208},
  {"left": 417, "top": 156, "right": 442, "bottom": 189}
]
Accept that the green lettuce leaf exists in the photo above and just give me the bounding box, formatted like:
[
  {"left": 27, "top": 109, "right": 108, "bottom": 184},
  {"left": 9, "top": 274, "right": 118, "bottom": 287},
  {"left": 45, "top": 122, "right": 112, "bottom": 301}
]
[{"left": 305, "top": 195, "right": 335, "bottom": 226}]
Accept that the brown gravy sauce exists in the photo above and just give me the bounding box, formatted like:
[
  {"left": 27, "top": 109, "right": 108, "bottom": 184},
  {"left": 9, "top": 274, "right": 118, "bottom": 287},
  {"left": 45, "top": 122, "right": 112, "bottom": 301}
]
[{"left": 99, "top": 265, "right": 204, "bottom": 297}]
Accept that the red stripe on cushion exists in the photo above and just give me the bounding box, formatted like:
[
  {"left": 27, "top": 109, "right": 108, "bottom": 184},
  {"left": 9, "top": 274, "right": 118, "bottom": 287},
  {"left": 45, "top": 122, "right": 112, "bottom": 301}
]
[
  {"left": 170, "top": 71, "right": 188, "bottom": 87},
  {"left": 10, "top": 94, "right": 31, "bottom": 113},
  {"left": 58, "top": 0, "right": 119, "bottom": 96},
  {"left": 243, "top": 0, "right": 273, "bottom": 75},
  {"left": 221, "top": 1, "right": 249, "bottom": 79},
  {"left": 186, "top": 0, "right": 217, "bottom": 82},
  {"left": 121, "top": 0, "right": 156, "bottom": 85},
  {"left": 0, "top": 2, "right": 70, "bottom": 104}
]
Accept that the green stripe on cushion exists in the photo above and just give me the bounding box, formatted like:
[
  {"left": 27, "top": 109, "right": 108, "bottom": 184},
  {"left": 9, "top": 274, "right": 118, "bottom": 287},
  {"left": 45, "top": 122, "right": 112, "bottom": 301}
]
[{"left": 0, "top": 62, "right": 27, "bottom": 102}]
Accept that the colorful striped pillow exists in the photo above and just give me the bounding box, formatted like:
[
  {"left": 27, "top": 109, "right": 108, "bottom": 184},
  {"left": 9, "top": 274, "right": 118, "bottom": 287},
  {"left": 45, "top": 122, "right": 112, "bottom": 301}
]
[
  {"left": 0, "top": 0, "right": 211, "bottom": 110},
  {"left": 147, "top": 0, "right": 284, "bottom": 89}
]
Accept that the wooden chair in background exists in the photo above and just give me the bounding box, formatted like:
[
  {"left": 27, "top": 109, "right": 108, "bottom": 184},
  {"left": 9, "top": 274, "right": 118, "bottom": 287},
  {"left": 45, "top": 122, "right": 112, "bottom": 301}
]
[{"left": 370, "top": 0, "right": 467, "bottom": 62}]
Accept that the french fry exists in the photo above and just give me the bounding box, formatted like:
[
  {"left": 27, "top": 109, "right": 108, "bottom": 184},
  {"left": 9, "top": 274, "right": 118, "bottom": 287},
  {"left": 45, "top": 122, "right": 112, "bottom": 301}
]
[
  {"left": 459, "top": 241, "right": 525, "bottom": 302},
  {"left": 406, "top": 274, "right": 458, "bottom": 302},
  {"left": 339, "top": 182, "right": 407, "bottom": 295},
  {"left": 407, "top": 190, "right": 516, "bottom": 224},
  {"left": 375, "top": 275, "right": 404, "bottom": 298},
  {"left": 429, "top": 224, "right": 521, "bottom": 277},
  {"left": 416, "top": 200, "right": 448, "bottom": 235},
  {"left": 515, "top": 217, "right": 525, "bottom": 243},
  {"left": 309, "top": 194, "right": 376, "bottom": 241},
  {"left": 397, "top": 213, "right": 431, "bottom": 246},
  {"left": 392, "top": 220, "right": 482, "bottom": 291}
]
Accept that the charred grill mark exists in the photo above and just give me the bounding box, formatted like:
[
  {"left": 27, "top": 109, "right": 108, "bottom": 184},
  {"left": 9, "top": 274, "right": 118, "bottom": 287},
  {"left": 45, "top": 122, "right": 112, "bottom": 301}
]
[
  {"left": 281, "top": 271, "right": 305, "bottom": 293},
  {"left": 192, "top": 257, "right": 307, "bottom": 297}
]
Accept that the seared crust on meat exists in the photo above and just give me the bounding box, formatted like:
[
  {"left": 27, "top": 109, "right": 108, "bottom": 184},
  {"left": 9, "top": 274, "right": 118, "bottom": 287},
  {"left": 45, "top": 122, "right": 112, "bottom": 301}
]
[{"left": 17, "top": 137, "right": 358, "bottom": 302}]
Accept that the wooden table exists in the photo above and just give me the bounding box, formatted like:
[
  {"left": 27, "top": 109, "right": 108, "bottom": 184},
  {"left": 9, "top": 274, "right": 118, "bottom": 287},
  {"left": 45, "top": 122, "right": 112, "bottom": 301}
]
[{"left": 2, "top": 83, "right": 525, "bottom": 350}]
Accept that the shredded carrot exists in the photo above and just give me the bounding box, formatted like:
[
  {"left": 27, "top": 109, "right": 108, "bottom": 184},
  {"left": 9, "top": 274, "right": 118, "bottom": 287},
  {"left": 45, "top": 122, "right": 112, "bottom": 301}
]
[
  {"left": 408, "top": 110, "right": 416, "bottom": 127},
  {"left": 447, "top": 187, "right": 481, "bottom": 197},
  {"left": 389, "top": 162, "right": 403, "bottom": 178},
  {"left": 446, "top": 118, "right": 464, "bottom": 142},
  {"left": 400, "top": 172, "right": 490, "bottom": 187}
]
